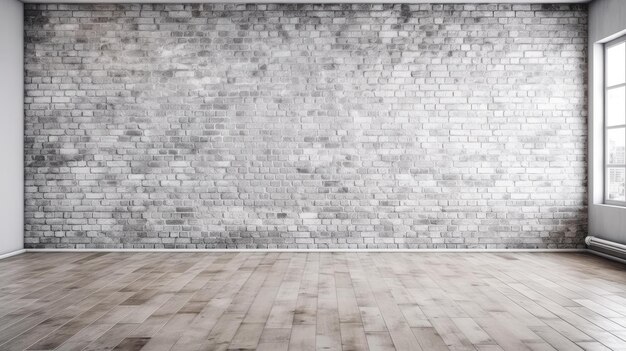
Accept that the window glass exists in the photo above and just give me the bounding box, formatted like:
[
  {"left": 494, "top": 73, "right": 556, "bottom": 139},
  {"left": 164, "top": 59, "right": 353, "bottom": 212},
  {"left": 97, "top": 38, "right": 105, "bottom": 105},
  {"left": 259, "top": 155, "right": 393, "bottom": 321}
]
[
  {"left": 607, "top": 42, "right": 626, "bottom": 87},
  {"left": 607, "top": 168, "right": 626, "bottom": 202},
  {"left": 607, "top": 87, "right": 626, "bottom": 127},
  {"left": 607, "top": 128, "right": 626, "bottom": 165}
]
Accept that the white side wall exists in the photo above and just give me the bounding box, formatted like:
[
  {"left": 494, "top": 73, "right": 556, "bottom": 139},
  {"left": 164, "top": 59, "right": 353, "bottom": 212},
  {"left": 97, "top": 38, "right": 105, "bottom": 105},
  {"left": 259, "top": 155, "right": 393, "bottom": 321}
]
[
  {"left": 0, "top": 0, "right": 24, "bottom": 256},
  {"left": 589, "top": 0, "right": 626, "bottom": 246}
]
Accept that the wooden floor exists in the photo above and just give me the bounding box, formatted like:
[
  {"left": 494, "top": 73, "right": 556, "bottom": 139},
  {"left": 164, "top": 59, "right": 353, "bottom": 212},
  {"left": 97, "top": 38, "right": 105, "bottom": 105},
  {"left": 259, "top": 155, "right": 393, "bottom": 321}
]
[{"left": 0, "top": 252, "right": 625, "bottom": 351}]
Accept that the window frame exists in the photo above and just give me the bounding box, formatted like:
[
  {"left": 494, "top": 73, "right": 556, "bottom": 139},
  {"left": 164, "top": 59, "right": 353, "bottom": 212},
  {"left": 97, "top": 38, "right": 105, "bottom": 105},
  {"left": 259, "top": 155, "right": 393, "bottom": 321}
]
[{"left": 604, "top": 35, "right": 626, "bottom": 206}]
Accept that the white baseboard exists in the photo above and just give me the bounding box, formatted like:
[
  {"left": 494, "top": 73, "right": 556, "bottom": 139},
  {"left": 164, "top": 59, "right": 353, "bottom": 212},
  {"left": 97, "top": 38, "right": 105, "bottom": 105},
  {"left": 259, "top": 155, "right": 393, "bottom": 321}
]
[
  {"left": 0, "top": 249, "right": 26, "bottom": 260},
  {"left": 24, "top": 248, "right": 588, "bottom": 253}
]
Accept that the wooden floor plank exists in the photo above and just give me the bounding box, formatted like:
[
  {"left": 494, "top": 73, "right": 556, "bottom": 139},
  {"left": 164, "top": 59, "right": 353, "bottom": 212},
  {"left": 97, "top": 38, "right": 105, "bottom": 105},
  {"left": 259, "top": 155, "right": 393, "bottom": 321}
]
[{"left": 0, "top": 252, "right": 623, "bottom": 351}]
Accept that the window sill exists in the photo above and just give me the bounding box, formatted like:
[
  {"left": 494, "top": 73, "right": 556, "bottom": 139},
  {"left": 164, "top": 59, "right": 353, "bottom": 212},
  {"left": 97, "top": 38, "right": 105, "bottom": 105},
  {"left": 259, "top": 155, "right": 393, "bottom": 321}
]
[{"left": 593, "top": 203, "right": 626, "bottom": 210}]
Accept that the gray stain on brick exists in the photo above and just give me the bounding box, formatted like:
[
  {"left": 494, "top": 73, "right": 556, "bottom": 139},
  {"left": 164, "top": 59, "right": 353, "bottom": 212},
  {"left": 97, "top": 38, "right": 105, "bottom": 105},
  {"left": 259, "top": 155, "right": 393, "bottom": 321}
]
[{"left": 24, "top": 3, "right": 588, "bottom": 249}]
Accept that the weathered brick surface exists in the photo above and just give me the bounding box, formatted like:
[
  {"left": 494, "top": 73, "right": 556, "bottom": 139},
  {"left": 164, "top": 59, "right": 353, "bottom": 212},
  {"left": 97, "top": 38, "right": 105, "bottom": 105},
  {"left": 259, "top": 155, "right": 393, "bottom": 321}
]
[{"left": 24, "top": 4, "right": 588, "bottom": 249}]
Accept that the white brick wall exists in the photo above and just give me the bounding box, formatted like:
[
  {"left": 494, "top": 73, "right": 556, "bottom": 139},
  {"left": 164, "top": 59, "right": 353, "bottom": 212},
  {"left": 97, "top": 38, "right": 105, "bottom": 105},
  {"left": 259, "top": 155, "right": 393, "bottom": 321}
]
[{"left": 24, "top": 3, "right": 588, "bottom": 249}]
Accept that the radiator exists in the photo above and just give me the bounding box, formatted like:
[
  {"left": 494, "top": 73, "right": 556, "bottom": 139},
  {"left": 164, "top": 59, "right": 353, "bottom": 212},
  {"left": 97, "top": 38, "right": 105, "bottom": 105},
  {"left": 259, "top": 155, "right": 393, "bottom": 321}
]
[{"left": 585, "top": 236, "right": 626, "bottom": 261}]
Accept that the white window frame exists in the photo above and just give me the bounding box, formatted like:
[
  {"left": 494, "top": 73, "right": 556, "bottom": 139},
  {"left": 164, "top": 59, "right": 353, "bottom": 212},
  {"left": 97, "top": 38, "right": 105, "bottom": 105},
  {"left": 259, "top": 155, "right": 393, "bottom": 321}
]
[{"left": 604, "top": 35, "right": 626, "bottom": 206}]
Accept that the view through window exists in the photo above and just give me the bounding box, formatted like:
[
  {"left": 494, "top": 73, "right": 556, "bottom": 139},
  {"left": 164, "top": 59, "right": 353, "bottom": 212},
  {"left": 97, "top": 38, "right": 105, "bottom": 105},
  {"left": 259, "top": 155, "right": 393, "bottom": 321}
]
[{"left": 605, "top": 37, "right": 626, "bottom": 205}]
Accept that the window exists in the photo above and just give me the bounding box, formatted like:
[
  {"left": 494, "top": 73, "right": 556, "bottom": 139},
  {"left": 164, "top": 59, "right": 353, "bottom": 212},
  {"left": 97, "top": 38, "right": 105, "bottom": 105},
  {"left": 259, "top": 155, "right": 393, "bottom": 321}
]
[{"left": 605, "top": 37, "right": 626, "bottom": 205}]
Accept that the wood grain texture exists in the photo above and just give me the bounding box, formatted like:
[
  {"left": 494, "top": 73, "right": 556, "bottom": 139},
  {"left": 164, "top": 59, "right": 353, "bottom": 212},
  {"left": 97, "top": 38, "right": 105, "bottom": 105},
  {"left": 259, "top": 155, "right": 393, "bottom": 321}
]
[{"left": 0, "top": 252, "right": 624, "bottom": 350}]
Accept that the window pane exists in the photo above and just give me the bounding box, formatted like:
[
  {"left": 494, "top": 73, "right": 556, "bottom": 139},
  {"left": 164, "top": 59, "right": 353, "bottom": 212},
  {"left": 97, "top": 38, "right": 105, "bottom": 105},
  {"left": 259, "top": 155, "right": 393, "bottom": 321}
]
[
  {"left": 607, "top": 86, "right": 626, "bottom": 126},
  {"left": 607, "top": 42, "right": 626, "bottom": 87},
  {"left": 608, "top": 128, "right": 626, "bottom": 165},
  {"left": 607, "top": 167, "right": 626, "bottom": 202}
]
